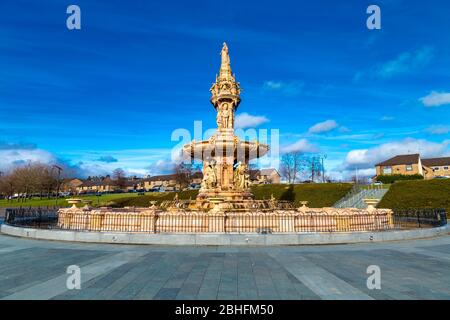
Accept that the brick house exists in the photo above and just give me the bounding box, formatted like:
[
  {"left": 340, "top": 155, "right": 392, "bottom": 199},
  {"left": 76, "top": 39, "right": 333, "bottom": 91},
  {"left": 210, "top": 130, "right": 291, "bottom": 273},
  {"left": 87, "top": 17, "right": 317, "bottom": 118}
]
[
  {"left": 141, "top": 174, "right": 180, "bottom": 191},
  {"left": 375, "top": 154, "right": 450, "bottom": 179},
  {"left": 61, "top": 178, "right": 83, "bottom": 193},
  {"left": 422, "top": 157, "right": 450, "bottom": 178},
  {"left": 76, "top": 177, "right": 118, "bottom": 193}
]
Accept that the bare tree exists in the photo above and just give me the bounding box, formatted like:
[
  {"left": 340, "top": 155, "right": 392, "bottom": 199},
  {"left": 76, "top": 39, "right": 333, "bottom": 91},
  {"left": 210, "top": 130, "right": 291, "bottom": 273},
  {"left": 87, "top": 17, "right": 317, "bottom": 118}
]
[
  {"left": 310, "top": 156, "right": 322, "bottom": 183},
  {"left": 0, "top": 173, "right": 15, "bottom": 201},
  {"left": 0, "top": 163, "right": 68, "bottom": 201},
  {"left": 280, "top": 152, "right": 303, "bottom": 183},
  {"left": 112, "top": 168, "right": 127, "bottom": 189},
  {"left": 174, "top": 163, "right": 193, "bottom": 190}
]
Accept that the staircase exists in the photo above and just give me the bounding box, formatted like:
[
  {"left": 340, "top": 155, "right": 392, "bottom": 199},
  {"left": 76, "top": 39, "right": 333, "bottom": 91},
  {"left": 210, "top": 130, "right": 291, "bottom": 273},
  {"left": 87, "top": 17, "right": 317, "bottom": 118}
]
[{"left": 333, "top": 185, "right": 389, "bottom": 209}]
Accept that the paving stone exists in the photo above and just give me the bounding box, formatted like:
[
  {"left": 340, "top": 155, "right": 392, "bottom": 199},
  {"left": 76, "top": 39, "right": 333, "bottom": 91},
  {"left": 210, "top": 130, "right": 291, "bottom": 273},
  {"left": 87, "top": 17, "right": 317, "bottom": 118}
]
[{"left": 1, "top": 234, "right": 450, "bottom": 300}]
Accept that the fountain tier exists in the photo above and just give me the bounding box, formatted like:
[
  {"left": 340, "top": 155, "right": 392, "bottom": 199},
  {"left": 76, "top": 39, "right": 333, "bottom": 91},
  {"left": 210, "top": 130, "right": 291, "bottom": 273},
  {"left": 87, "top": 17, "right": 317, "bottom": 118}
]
[{"left": 182, "top": 43, "right": 269, "bottom": 203}]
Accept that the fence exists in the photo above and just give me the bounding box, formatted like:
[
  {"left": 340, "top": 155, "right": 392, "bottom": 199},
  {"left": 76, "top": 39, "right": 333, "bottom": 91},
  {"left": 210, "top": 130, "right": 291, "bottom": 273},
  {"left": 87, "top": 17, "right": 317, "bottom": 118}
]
[
  {"left": 5, "top": 207, "right": 59, "bottom": 229},
  {"left": 4, "top": 207, "right": 447, "bottom": 234}
]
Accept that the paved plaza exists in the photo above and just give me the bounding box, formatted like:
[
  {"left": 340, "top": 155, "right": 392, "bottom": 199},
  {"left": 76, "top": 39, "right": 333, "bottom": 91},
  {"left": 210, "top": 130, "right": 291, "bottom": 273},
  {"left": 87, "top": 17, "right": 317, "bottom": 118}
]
[{"left": 0, "top": 232, "right": 449, "bottom": 300}]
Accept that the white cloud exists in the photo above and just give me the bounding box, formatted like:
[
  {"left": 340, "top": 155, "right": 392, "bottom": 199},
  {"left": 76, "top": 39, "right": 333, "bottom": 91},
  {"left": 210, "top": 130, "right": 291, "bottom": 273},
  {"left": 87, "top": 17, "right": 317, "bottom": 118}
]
[
  {"left": 235, "top": 112, "right": 269, "bottom": 129},
  {"left": 338, "top": 126, "right": 351, "bottom": 133},
  {"left": 263, "top": 81, "right": 282, "bottom": 90},
  {"left": 146, "top": 159, "right": 176, "bottom": 175},
  {"left": 420, "top": 91, "right": 450, "bottom": 107},
  {"left": 380, "top": 116, "right": 395, "bottom": 121},
  {"left": 0, "top": 148, "right": 56, "bottom": 171},
  {"left": 0, "top": 144, "right": 189, "bottom": 178},
  {"left": 281, "top": 139, "right": 319, "bottom": 154},
  {"left": 425, "top": 125, "right": 450, "bottom": 135},
  {"left": 56, "top": 147, "right": 178, "bottom": 177},
  {"left": 308, "top": 120, "right": 338, "bottom": 134},
  {"left": 376, "top": 46, "right": 434, "bottom": 78},
  {"left": 262, "top": 80, "right": 304, "bottom": 96},
  {"left": 342, "top": 138, "right": 450, "bottom": 170}
]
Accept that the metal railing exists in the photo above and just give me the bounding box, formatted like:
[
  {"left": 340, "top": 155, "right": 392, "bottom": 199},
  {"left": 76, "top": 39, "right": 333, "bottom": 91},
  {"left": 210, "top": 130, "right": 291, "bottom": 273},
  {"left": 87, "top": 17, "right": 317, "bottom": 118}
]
[
  {"left": 5, "top": 207, "right": 59, "bottom": 228},
  {"left": 334, "top": 185, "right": 388, "bottom": 209},
  {"left": 391, "top": 208, "right": 447, "bottom": 229},
  {"left": 4, "top": 207, "right": 447, "bottom": 234},
  {"left": 333, "top": 184, "right": 364, "bottom": 208}
]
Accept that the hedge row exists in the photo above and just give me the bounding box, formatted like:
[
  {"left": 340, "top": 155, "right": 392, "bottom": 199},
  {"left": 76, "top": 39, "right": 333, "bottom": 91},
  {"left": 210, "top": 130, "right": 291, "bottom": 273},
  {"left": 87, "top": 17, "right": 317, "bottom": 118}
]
[
  {"left": 378, "top": 179, "right": 450, "bottom": 214},
  {"left": 375, "top": 174, "right": 424, "bottom": 184},
  {"left": 110, "top": 183, "right": 353, "bottom": 208}
]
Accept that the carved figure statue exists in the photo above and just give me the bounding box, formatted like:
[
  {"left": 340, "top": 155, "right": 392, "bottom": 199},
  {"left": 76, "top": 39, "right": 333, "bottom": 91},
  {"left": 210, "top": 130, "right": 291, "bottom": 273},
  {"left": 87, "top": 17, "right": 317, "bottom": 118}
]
[
  {"left": 221, "top": 42, "right": 230, "bottom": 67},
  {"left": 201, "top": 163, "right": 217, "bottom": 190},
  {"left": 234, "top": 162, "right": 250, "bottom": 190},
  {"left": 219, "top": 103, "right": 232, "bottom": 128},
  {"left": 216, "top": 110, "right": 222, "bottom": 128}
]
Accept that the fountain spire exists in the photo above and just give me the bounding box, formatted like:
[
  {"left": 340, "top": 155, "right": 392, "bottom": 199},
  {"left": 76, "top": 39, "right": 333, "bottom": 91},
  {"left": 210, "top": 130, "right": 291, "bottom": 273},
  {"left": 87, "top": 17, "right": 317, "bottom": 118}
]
[
  {"left": 219, "top": 42, "right": 232, "bottom": 80},
  {"left": 210, "top": 42, "right": 241, "bottom": 113}
]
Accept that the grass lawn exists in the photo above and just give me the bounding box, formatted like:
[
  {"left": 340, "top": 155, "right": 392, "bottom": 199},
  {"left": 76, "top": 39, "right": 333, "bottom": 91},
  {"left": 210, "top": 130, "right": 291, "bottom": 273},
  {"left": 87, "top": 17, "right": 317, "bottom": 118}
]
[
  {"left": 110, "top": 190, "right": 200, "bottom": 207},
  {"left": 378, "top": 179, "right": 450, "bottom": 214},
  {"left": 0, "top": 192, "right": 143, "bottom": 208},
  {"left": 0, "top": 184, "right": 353, "bottom": 208}
]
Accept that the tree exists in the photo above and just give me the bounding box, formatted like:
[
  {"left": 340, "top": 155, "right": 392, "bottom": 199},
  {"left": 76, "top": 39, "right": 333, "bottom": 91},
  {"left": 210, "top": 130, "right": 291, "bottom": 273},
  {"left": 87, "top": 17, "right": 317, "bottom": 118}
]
[
  {"left": 112, "top": 168, "right": 127, "bottom": 189},
  {"left": 0, "top": 163, "right": 68, "bottom": 201},
  {"left": 174, "top": 163, "right": 193, "bottom": 190},
  {"left": 305, "top": 156, "right": 323, "bottom": 183},
  {"left": 280, "top": 152, "right": 303, "bottom": 183},
  {"left": 0, "top": 173, "right": 15, "bottom": 201}
]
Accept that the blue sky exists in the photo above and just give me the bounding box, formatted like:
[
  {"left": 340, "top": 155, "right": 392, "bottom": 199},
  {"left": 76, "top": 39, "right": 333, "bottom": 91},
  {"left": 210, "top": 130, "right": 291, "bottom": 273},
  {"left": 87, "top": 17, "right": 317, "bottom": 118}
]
[{"left": 1, "top": 0, "right": 449, "bottom": 179}]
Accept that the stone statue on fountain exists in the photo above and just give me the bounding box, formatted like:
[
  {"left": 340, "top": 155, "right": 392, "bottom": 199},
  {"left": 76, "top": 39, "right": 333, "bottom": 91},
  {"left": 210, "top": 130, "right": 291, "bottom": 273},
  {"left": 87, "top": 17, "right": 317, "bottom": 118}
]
[
  {"left": 201, "top": 162, "right": 217, "bottom": 190},
  {"left": 217, "top": 103, "right": 233, "bottom": 129},
  {"left": 234, "top": 162, "right": 250, "bottom": 191}
]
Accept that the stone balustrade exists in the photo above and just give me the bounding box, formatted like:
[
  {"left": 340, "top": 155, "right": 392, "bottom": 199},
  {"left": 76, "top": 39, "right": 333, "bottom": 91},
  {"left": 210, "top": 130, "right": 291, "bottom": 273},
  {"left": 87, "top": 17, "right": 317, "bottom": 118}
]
[{"left": 57, "top": 207, "right": 394, "bottom": 233}]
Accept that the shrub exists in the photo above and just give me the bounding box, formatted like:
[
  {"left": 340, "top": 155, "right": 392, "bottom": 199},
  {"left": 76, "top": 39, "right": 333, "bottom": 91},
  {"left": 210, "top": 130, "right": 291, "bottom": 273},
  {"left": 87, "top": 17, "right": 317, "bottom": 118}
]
[
  {"left": 250, "top": 183, "right": 352, "bottom": 207},
  {"left": 378, "top": 179, "right": 450, "bottom": 215},
  {"left": 376, "top": 174, "right": 423, "bottom": 184}
]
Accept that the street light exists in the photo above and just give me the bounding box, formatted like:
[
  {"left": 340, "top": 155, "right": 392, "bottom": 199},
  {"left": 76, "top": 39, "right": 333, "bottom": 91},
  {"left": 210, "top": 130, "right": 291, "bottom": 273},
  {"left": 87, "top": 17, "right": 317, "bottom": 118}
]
[{"left": 322, "top": 154, "right": 327, "bottom": 183}]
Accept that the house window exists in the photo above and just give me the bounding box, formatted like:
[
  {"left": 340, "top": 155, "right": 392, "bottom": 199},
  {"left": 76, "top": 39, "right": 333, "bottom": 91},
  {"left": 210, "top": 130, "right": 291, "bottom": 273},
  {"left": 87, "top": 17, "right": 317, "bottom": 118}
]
[
  {"left": 444, "top": 166, "right": 449, "bottom": 171},
  {"left": 383, "top": 166, "right": 392, "bottom": 174},
  {"left": 405, "top": 164, "right": 413, "bottom": 171},
  {"left": 433, "top": 167, "right": 440, "bottom": 171}
]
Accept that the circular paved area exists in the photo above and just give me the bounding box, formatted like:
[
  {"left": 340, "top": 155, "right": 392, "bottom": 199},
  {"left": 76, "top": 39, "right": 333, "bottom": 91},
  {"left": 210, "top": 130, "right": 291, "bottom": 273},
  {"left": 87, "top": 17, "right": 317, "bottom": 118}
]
[{"left": 0, "top": 232, "right": 449, "bottom": 300}]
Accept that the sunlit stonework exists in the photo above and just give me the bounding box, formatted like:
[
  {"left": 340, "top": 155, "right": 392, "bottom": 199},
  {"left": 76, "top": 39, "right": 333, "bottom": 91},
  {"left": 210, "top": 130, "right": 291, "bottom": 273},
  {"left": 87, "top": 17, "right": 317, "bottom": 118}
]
[
  {"left": 56, "top": 43, "right": 394, "bottom": 233},
  {"left": 183, "top": 43, "right": 269, "bottom": 203}
]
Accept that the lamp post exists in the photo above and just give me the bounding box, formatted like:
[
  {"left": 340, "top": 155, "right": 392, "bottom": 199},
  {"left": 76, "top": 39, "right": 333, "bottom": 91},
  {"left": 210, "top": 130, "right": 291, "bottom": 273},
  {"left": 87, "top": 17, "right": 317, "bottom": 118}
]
[
  {"left": 52, "top": 165, "right": 63, "bottom": 207},
  {"left": 321, "top": 154, "right": 327, "bottom": 183}
]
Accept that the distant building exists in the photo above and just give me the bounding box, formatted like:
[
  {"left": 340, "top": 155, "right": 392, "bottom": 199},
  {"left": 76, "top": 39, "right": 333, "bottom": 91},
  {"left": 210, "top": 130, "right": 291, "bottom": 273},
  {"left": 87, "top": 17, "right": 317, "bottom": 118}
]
[
  {"left": 142, "top": 174, "right": 181, "bottom": 191},
  {"left": 250, "top": 168, "right": 281, "bottom": 184},
  {"left": 375, "top": 154, "right": 450, "bottom": 179},
  {"left": 422, "top": 157, "right": 450, "bottom": 178},
  {"left": 61, "top": 178, "right": 83, "bottom": 193},
  {"left": 71, "top": 168, "right": 281, "bottom": 194},
  {"left": 77, "top": 177, "right": 118, "bottom": 193}
]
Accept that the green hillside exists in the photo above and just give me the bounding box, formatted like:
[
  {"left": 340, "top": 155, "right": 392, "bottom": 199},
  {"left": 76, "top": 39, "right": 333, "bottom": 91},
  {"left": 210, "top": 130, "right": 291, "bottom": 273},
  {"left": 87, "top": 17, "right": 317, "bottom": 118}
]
[
  {"left": 378, "top": 179, "right": 450, "bottom": 214},
  {"left": 250, "top": 183, "right": 352, "bottom": 207},
  {"left": 110, "top": 183, "right": 352, "bottom": 208}
]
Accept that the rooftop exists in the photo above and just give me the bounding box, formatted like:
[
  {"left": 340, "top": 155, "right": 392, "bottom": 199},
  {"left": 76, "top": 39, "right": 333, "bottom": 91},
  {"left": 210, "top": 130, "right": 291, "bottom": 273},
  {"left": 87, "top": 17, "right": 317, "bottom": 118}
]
[
  {"left": 422, "top": 157, "right": 450, "bottom": 167},
  {"left": 375, "top": 154, "right": 420, "bottom": 166}
]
